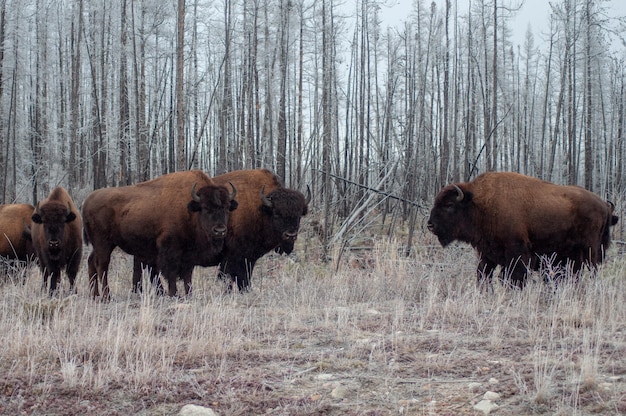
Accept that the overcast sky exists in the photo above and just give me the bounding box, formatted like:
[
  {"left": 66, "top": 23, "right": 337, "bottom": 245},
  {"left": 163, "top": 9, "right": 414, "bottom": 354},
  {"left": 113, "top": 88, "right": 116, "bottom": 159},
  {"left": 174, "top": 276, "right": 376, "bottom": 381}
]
[{"left": 378, "top": 0, "right": 626, "bottom": 50}]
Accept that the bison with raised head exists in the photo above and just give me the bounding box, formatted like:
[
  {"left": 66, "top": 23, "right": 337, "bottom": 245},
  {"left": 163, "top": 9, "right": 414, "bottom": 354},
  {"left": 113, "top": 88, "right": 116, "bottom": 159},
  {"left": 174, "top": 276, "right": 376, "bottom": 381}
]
[
  {"left": 83, "top": 170, "right": 237, "bottom": 299},
  {"left": 0, "top": 203, "right": 36, "bottom": 263},
  {"left": 31, "top": 187, "right": 83, "bottom": 295},
  {"left": 133, "top": 169, "right": 310, "bottom": 292},
  {"left": 427, "top": 172, "right": 619, "bottom": 289}
]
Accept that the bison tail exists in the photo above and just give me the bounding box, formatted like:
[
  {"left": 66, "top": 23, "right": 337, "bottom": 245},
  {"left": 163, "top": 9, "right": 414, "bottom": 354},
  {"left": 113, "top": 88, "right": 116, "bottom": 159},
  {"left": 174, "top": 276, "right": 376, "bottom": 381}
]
[{"left": 600, "top": 211, "right": 617, "bottom": 260}]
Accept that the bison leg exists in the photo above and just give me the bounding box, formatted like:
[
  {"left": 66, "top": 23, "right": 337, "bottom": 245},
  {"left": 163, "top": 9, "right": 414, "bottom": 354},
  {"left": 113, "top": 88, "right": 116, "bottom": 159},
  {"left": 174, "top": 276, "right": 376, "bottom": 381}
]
[
  {"left": 47, "top": 269, "right": 61, "bottom": 296},
  {"left": 219, "top": 258, "right": 255, "bottom": 292},
  {"left": 163, "top": 274, "right": 178, "bottom": 297},
  {"left": 40, "top": 267, "right": 50, "bottom": 294},
  {"left": 499, "top": 241, "right": 534, "bottom": 289},
  {"left": 88, "top": 252, "right": 100, "bottom": 298},
  {"left": 133, "top": 257, "right": 163, "bottom": 295},
  {"left": 88, "top": 248, "right": 112, "bottom": 301},
  {"left": 180, "top": 266, "right": 194, "bottom": 296},
  {"left": 159, "top": 260, "right": 179, "bottom": 297},
  {"left": 477, "top": 258, "right": 497, "bottom": 292},
  {"left": 66, "top": 248, "right": 82, "bottom": 294},
  {"left": 132, "top": 257, "right": 143, "bottom": 293}
]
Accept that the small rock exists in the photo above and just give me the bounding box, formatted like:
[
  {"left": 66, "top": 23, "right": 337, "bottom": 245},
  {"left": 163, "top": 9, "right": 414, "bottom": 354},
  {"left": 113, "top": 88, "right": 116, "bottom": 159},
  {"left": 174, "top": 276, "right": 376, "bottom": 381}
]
[
  {"left": 473, "top": 399, "right": 499, "bottom": 415},
  {"left": 483, "top": 391, "right": 501, "bottom": 401},
  {"left": 600, "top": 382, "right": 613, "bottom": 391},
  {"left": 488, "top": 377, "right": 499, "bottom": 385},
  {"left": 315, "top": 373, "right": 334, "bottom": 381},
  {"left": 179, "top": 404, "right": 218, "bottom": 416},
  {"left": 331, "top": 386, "right": 348, "bottom": 399},
  {"left": 468, "top": 382, "right": 482, "bottom": 392}
]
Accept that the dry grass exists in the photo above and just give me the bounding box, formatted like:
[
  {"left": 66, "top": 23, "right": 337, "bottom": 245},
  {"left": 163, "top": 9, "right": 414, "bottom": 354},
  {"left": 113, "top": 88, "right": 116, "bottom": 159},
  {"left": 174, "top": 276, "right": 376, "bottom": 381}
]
[{"left": 0, "top": 231, "right": 625, "bottom": 416}]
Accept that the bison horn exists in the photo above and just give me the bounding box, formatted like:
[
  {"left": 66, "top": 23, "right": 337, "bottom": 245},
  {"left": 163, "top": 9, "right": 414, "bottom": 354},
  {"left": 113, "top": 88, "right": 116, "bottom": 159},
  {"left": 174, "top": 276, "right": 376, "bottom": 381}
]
[
  {"left": 304, "top": 185, "right": 312, "bottom": 205},
  {"left": 260, "top": 185, "right": 273, "bottom": 208},
  {"left": 191, "top": 182, "right": 201, "bottom": 202},
  {"left": 452, "top": 184, "right": 464, "bottom": 202},
  {"left": 607, "top": 200, "right": 615, "bottom": 211},
  {"left": 228, "top": 182, "right": 237, "bottom": 201}
]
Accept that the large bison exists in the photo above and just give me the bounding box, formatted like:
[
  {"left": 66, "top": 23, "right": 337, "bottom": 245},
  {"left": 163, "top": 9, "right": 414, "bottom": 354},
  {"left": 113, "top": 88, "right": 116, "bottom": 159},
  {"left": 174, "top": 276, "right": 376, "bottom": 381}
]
[
  {"left": 133, "top": 169, "right": 310, "bottom": 292},
  {"left": 427, "top": 172, "right": 619, "bottom": 288},
  {"left": 82, "top": 170, "right": 237, "bottom": 299},
  {"left": 30, "top": 187, "right": 83, "bottom": 295},
  {"left": 0, "top": 203, "right": 36, "bottom": 263}
]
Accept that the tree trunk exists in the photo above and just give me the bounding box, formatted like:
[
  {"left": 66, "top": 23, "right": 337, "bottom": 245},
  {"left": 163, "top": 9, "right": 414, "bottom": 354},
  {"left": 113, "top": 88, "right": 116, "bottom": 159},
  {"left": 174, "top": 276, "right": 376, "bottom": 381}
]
[{"left": 176, "top": 0, "right": 185, "bottom": 170}]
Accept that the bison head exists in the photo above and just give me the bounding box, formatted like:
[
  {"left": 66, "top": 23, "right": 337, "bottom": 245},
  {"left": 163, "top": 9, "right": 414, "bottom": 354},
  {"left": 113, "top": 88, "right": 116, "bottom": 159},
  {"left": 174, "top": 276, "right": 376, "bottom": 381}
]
[
  {"left": 188, "top": 182, "right": 238, "bottom": 243},
  {"left": 260, "top": 185, "right": 310, "bottom": 254},
  {"left": 32, "top": 201, "right": 77, "bottom": 260},
  {"left": 427, "top": 183, "right": 473, "bottom": 247}
]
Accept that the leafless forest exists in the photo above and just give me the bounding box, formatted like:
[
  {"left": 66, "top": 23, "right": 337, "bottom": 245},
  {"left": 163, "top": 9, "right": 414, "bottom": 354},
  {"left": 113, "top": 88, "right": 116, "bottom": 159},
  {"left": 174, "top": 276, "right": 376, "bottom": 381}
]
[{"left": 0, "top": 0, "right": 625, "bottom": 243}]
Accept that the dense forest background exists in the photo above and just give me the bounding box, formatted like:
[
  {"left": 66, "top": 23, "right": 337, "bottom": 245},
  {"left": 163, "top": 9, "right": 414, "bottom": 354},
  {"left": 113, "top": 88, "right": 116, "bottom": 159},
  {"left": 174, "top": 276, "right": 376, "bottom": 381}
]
[{"left": 0, "top": 0, "right": 624, "bottom": 246}]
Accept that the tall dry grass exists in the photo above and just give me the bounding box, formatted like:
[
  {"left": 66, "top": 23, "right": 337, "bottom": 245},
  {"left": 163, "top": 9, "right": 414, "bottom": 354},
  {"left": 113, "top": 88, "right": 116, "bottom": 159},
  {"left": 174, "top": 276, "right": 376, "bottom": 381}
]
[{"left": 0, "top": 235, "right": 625, "bottom": 415}]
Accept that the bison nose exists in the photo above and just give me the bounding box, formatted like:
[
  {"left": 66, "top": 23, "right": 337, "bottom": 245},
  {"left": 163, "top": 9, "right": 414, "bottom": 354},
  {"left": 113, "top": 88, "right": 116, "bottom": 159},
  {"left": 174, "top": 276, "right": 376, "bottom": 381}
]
[
  {"left": 282, "top": 231, "right": 298, "bottom": 242},
  {"left": 48, "top": 239, "right": 60, "bottom": 249},
  {"left": 212, "top": 225, "right": 227, "bottom": 238},
  {"left": 426, "top": 221, "right": 434, "bottom": 231}
]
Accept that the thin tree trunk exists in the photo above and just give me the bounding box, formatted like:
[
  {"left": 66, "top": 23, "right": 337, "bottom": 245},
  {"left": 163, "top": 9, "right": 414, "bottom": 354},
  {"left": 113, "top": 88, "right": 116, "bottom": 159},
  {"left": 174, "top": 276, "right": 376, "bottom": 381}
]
[
  {"left": 176, "top": 0, "right": 185, "bottom": 170},
  {"left": 119, "top": 0, "right": 131, "bottom": 185},
  {"left": 276, "top": 0, "right": 290, "bottom": 180},
  {"left": 69, "top": 0, "right": 83, "bottom": 190}
]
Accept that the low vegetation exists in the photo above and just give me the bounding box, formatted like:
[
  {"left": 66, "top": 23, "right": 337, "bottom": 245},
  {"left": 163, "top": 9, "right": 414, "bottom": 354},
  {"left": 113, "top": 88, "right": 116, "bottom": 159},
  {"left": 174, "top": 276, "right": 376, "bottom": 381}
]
[{"left": 0, "top": 229, "right": 625, "bottom": 415}]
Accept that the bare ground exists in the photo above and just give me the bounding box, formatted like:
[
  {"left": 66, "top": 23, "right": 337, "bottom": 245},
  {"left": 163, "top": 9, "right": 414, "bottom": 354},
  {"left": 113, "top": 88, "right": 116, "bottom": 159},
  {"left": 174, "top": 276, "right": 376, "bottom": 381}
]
[{"left": 0, "top": 233, "right": 625, "bottom": 416}]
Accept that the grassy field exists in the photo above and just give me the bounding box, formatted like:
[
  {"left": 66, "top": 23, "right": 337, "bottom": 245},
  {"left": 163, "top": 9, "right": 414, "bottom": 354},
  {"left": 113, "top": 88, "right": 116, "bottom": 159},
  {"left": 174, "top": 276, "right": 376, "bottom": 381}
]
[{"left": 0, "top": 228, "right": 625, "bottom": 415}]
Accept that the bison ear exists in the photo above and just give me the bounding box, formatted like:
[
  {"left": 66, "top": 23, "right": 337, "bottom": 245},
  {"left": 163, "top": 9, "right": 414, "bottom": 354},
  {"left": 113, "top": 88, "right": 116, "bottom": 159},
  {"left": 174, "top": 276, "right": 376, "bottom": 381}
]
[
  {"left": 65, "top": 212, "right": 77, "bottom": 223},
  {"left": 32, "top": 213, "right": 43, "bottom": 224},
  {"left": 187, "top": 201, "right": 202, "bottom": 213},
  {"left": 302, "top": 205, "right": 308, "bottom": 216},
  {"left": 229, "top": 200, "right": 238, "bottom": 212}
]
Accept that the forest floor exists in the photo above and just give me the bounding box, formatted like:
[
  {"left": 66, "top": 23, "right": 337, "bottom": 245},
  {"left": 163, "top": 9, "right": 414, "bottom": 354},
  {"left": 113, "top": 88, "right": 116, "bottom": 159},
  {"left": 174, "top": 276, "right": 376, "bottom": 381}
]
[{"left": 0, "top": 225, "right": 626, "bottom": 415}]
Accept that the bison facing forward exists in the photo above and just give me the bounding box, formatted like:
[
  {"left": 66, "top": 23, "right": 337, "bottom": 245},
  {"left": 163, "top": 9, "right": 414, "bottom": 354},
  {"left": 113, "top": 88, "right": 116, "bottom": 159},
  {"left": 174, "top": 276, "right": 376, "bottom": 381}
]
[
  {"left": 427, "top": 172, "right": 619, "bottom": 288},
  {"left": 134, "top": 169, "right": 310, "bottom": 292},
  {"left": 31, "top": 187, "right": 83, "bottom": 295},
  {"left": 0, "top": 203, "right": 36, "bottom": 263},
  {"left": 83, "top": 170, "right": 237, "bottom": 299}
]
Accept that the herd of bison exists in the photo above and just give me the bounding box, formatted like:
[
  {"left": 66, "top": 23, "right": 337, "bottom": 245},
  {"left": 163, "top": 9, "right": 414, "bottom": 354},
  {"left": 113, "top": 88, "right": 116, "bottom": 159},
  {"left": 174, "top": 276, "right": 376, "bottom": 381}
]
[{"left": 0, "top": 169, "right": 620, "bottom": 298}]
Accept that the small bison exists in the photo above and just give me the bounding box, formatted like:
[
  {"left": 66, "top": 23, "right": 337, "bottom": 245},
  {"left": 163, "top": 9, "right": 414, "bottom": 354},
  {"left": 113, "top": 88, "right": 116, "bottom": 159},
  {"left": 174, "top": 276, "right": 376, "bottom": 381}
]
[
  {"left": 427, "top": 172, "right": 618, "bottom": 288},
  {"left": 134, "top": 169, "right": 311, "bottom": 292},
  {"left": 82, "top": 170, "right": 237, "bottom": 299},
  {"left": 0, "top": 203, "right": 36, "bottom": 263},
  {"left": 31, "top": 187, "right": 83, "bottom": 295}
]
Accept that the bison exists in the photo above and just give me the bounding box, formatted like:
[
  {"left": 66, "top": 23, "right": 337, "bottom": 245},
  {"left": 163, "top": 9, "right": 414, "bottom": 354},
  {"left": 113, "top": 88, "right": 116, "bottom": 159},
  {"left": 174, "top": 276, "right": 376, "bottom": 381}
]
[
  {"left": 133, "top": 169, "right": 310, "bottom": 292},
  {"left": 0, "top": 203, "right": 36, "bottom": 263},
  {"left": 427, "top": 172, "right": 619, "bottom": 289},
  {"left": 30, "top": 187, "right": 83, "bottom": 295},
  {"left": 82, "top": 170, "right": 237, "bottom": 299}
]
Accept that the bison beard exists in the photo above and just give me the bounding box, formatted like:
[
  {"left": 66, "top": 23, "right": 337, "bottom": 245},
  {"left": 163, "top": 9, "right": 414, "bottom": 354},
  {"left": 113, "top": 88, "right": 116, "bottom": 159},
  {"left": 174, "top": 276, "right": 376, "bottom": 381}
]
[
  {"left": 427, "top": 172, "right": 619, "bottom": 289},
  {"left": 133, "top": 169, "right": 310, "bottom": 293}
]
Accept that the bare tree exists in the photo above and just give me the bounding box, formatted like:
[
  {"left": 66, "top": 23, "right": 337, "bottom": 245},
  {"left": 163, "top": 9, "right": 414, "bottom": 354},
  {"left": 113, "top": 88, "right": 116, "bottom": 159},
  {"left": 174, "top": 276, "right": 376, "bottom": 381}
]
[{"left": 69, "top": 0, "right": 84, "bottom": 190}]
